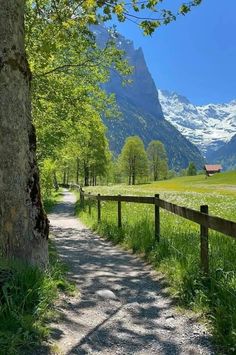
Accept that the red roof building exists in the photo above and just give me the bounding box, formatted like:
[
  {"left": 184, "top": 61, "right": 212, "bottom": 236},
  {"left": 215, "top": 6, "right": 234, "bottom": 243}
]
[{"left": 204, "top": 164, "right": 222, "bottom": 176}]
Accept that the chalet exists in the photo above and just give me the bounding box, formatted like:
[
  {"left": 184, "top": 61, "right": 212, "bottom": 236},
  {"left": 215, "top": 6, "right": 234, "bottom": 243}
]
[{"left": 204, "top": 164, "right": 222, "bottom": 176}]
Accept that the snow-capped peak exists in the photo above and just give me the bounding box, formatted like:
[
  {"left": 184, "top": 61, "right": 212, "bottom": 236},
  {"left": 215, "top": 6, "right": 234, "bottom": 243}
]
[{"left": 158, "top": 90, "right": 236, "bottom": 157}]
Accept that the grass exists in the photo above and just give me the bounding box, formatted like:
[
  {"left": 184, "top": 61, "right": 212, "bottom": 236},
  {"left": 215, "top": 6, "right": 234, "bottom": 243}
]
[
  {"left": 76, "top": 171, "right": 236, "bottom": 354},
  {"left": 0, "top": 191, "right": 75, "bottom": 354},
  {"left": 85, "top": 171, "right": 236, "bottom": 196},
  {"left": 0, "top": 240, "right": 75, "bottom": 354},
  {"left": 43, "top": 189, "right": 62, "bottom": 213}
]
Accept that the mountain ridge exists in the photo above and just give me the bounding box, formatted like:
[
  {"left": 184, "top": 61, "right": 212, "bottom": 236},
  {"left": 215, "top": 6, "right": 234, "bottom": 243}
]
[
  {"left": 94, "top": 26, "right": 205, "bottom": 170},
  {"left": 159, "top": 89, "right": 236, "bottom": 161}
]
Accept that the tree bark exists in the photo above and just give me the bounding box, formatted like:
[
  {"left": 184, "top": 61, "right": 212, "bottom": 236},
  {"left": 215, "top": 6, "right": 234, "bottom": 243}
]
[
  {"left": 154, "top": 168, "right": 157, "bottom": 181},
  {"left": 66, "top": 167, "right": 70, "bottom": 185},
  {"left": 53, "top": 171, "right": 58, "bottom": 191},
  {"left": 76, "top": 157, "right": 79, "bottom": 184},
  {"left": 84, "top": 161, "right": 89, "bottom": 186},
  {"left": 0, "top": 0, "right": 49, "bottom": 267},
  {"left": 63, "top": 169, "right": 66, "bottom": 185},
  {"left": 132, "top": 159, "right": 136, "bottom": 185},
  {"left": 132, "top": 172, "right": 136, "bottom": 185}
]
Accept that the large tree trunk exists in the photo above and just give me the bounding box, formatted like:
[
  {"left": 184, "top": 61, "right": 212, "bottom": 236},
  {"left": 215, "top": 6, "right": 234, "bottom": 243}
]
[{"left": 0, "top": 0, "right": 49, "bottom": 267}]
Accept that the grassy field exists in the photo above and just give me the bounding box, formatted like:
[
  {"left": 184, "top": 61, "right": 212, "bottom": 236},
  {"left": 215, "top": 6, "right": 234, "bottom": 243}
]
[{"left": 76, "top": 171, "right": 236, "bottom": 353}]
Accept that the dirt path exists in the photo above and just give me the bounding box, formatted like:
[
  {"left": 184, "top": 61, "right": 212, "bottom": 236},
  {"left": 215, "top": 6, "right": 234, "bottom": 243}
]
[{"left": 48, "top": 190, "right": 214, "bottom": 355}]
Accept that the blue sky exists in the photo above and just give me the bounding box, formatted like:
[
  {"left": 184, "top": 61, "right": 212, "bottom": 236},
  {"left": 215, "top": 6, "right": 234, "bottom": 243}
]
[{"left": 110, "top": 0, "right": 236, "bottom": 105}]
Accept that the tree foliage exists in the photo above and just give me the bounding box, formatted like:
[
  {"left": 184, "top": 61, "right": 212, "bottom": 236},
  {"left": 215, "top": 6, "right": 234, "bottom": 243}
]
[
  {"left": 26, "top": 0, "right": 202, "bottom": 35},
  {"left": 25, "top": 1, "right": 132, "bottom": 190},
  {"left": 79, "top": 0, "right": 202, "bottom": 35},
  {"left": 120, "top": 136, "right": 148, "bottom": 185},
  {"left": 147, "top": 140, "right": 168, "bottom": 180},
  {"left": 187, "top": 162, "right": 197, "bottom": 176}
]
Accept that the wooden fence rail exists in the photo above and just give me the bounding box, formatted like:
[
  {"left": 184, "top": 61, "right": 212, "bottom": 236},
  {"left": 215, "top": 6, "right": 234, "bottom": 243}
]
[{"left": 71, "top": 184, "right": 236, "bottom": 275}]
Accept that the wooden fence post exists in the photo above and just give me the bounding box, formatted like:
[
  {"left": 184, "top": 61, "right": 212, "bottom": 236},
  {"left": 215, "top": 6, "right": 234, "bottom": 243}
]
[
  {"left": 200, "top": 205, "right": 209, "bottom": 275},
  {"left": 88, "top": 192, "right": 91, "bottom": 215},
  {"left": 118, "top": 194, "right": 122, "bottom": 228},
  {"left": 155, "top": 194, "right": 160, "bottom": 242},
  {"left": 97, "top": 194, "right": 101, "bottom": 223}
]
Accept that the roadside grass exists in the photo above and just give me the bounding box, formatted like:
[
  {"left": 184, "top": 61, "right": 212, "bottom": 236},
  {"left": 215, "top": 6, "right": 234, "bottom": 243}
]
[
  {"left": 76, "top": 174, "right": 236, "bottom": 353},
  {"left": 43, "top": 189, "right": 62, "bottom": 213},
  {"left": 0, "top": 192, "right": 75, "bottom": 354},
  {"left": 0, "top": 240, "right": 75, "bottom": 354}
]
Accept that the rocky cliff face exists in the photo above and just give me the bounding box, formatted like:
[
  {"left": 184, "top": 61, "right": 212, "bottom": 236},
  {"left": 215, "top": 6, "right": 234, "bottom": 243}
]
[
  {"left": 94, "top": 26, "right": 163, "bottom": 117},
  {"left": 106, "top": 46, "right": 163, "bottom": 118},
  {"left": 94, "top": 26, "right": 204, "bottom": 170}
]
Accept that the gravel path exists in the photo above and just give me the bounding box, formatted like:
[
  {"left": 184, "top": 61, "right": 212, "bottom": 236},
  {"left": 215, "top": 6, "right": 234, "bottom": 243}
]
[{"left": 47, "top": 190, "right": 214, "bottom": 355}]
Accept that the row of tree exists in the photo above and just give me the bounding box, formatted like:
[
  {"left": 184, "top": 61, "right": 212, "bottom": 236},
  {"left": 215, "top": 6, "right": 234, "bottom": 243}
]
[
  {"left": 50, "top": 136, "right": 169, "bottom": 188},
  {"left": 48, "top": 135, "right": 199, "bottom": 190}
]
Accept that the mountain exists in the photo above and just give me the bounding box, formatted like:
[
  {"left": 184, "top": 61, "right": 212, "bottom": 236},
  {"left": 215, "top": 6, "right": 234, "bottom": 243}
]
[
  {"left": 93, "top": 26, "right": 204, "bottom": 170},
  {"left": 209, "top": 134, "right": 236, "bottom": 170},
  {"left": 159, "top": 90, "right": 236, "bottom": 160}
]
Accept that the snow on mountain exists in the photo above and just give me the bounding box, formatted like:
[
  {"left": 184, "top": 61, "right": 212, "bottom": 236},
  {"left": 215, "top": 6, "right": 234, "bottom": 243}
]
[{"left": 158, "top": 90, "right": 236, "bottom": 158}]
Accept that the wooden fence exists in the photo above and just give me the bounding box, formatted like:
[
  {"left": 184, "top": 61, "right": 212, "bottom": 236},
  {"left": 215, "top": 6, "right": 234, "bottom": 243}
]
[{"left": 73, "top": 184, "right": 236, "bottom": 276}]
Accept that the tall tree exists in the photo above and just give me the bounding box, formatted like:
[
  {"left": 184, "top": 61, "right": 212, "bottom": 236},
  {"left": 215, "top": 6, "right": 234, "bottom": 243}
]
[
  {"left": 120, "top": 136, "right": 148, "bottom": 185},
  {"left": 147, "top": 140, "right": 168, "bottom": 181},
  {"left": 0, "top": 0, "right": 48, "bottom": 267}
]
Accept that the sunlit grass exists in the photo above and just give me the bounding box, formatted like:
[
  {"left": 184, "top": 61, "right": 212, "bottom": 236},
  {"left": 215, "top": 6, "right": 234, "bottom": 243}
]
[
  {"left": 43, "top": 189, "right": 62, "bottom": 213},
  {"left": 85, "top": 170, "right": 236, "bottom": 197}
]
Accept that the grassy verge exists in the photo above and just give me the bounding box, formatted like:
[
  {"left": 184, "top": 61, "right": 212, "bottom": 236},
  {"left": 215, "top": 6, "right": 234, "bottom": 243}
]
[
  {"left": 76, "top": 179, "right": 236, "bottom": 354},
  {"left": 0, "top": 240, "right": 75, "bottom": 354},
  {"left": 43, "top": 189, "right": 62, "bottom": 214}
]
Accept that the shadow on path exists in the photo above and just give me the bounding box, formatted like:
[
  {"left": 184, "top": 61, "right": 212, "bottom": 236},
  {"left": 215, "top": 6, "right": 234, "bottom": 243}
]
[{"left": 46, "top": 191, "right": 214, "bottom": 355}]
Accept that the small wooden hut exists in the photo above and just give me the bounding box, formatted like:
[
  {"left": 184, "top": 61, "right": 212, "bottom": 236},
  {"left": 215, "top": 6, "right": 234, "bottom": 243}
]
[{"left": 204, "top": 164, "right": 222, "bottom": 176}]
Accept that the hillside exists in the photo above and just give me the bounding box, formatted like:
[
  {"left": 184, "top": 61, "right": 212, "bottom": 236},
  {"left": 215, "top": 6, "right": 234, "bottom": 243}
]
[
  {"left": 159, "top": 90, "right": 236, "bottom": 161},
  {"left": 93, "top": 26, "right": 204, "bottom": 170},
  {"left": 209, "top": 134, "right": 236, "bottom": 170}
]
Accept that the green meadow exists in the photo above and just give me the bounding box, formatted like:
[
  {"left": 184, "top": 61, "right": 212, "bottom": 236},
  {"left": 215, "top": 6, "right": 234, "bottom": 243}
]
[{"left": 76, "top": 171, "right": 236, "bottom": 353}]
